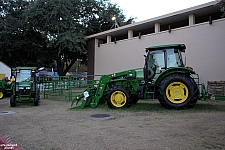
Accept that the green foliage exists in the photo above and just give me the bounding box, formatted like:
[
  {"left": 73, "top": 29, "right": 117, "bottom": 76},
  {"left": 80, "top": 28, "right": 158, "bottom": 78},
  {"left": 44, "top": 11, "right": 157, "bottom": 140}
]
[
  {"left": 0, "top": 0, "right": 54, "bottom": 67},
  {"left": 0, "top": 0, "right": 135, "bottom": 75},
  {"left": 85, "top": 0, "right": 135, "bottom": 35},
  {"left": 92, "top": 100, "right": 225, "bottom": 113},
  {"left": 216, "top": 0, "right": 225, "bottom": 17},
  {"left": 220, "top": 0, "right": 225, "bottom": 17}
]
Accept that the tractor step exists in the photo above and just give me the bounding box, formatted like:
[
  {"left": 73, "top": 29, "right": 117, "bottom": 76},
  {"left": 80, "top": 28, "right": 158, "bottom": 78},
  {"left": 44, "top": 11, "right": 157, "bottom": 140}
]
[{"left": 145, "top": 91, "right": 154, "bottom": 101}]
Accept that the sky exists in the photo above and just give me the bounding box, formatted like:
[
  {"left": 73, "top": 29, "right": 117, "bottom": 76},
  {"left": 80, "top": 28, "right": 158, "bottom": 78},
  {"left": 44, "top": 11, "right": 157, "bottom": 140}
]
[{"left": 110, "top": 0, "right": 215, "bottom": 22}]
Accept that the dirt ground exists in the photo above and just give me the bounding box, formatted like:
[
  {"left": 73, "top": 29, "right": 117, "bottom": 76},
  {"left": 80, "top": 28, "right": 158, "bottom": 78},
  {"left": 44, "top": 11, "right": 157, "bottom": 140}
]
[{"left": 0, "top": 94, "right": 225, "bottom": 150}]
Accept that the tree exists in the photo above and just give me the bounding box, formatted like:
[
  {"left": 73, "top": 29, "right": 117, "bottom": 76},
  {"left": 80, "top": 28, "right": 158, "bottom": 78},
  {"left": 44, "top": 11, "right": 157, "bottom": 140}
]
[
  {"left": 216, "top": 0, "right": 225, "bottom": 17},
  {"left": 84, "top": 0, "right": 135, "bottom": 35},
  {"left": 219, "top": 0, "right": 225, "bottom": 17},
  {"left": 0, "top": 0, "right": 135, "bottom": 75},
  {"left": 24, "top": 0, "right": 135, "bottom": 75},
  {"left": 0, "top": 0, "right": 33, "bottom": 67},
  {"left": 24, "top": 0, "right": 87, "bottom": 75}
]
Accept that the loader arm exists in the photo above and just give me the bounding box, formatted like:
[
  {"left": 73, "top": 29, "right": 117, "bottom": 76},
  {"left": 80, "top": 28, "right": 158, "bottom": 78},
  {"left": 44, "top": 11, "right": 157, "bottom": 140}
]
[
  {"left": 71, "top": 69, "right": 140, "bottom": 109},
  {"left": 71, "top": 75, "right": 111, "bottom": 109}
]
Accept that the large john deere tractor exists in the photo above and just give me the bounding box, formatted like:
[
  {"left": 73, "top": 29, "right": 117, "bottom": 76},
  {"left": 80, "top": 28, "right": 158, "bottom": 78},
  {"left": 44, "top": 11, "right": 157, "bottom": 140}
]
[
  {"left": 10, "top": 67, "right": 41, "bottom": 107},
  {"left": 71, "top": 44, "right": 207, "bottom": 109}
]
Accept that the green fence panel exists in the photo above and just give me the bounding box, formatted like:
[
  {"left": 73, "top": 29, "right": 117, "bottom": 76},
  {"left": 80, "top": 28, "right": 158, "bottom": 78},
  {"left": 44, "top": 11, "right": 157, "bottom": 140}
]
[{"left": 40, "top": 75, "right": 101, "bottom": 101}]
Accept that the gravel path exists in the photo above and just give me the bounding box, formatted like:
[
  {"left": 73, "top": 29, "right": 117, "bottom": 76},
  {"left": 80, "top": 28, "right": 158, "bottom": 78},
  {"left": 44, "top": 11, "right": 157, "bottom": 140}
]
[{"left": 0, "top": 95, "right": 225, "bottom": 150}]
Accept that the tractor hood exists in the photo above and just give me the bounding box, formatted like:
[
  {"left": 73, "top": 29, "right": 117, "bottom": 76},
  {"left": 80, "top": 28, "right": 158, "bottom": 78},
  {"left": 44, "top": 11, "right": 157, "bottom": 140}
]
[
  {"left": 18, "top": 81, "right": 32, "bottom": 89},
  {"left": 107, "top": 68, "right": 144, "bottom": 81}
]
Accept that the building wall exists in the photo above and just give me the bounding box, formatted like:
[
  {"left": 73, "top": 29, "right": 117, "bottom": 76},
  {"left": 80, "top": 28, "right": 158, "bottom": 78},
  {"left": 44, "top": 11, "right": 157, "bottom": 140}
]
[
  {"left": 0, "top": 61, "right": 11, "bottom": 79},
  {"left": 87, "top": 39, "right": 95, "bottom": 76},
  {"left": 94, "top": 18, "right": 225, "bottom": 85}
]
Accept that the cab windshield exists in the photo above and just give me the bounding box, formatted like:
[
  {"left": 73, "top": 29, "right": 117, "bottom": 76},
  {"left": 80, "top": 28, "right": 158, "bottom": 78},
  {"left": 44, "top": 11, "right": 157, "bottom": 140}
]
[
  {"left": 16, "top": 70, "right": 32, "bottom": 82},
  {"left": 167, "top": 48, "right": 183, "bottom": 67},
  {"left": 148, "top": 48, "right": 183, "bottom": 69},
  {"left": 146, "top": 48, "right": 184, "bottom": 80}
]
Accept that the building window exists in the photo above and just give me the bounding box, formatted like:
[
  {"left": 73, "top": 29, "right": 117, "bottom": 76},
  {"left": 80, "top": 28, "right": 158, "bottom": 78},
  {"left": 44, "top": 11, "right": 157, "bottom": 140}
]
[
  {"left": 134, "top": 27, "right": 154, "bottom": 37},
  {"left": 161, "top": 19, "right": 189, "bottom": 32},
  {"left": 111, "top": 34, "right": 128, "bottom": 42},
  {"left": 195, "top": 12, "right": 222, "bottom": 24}
]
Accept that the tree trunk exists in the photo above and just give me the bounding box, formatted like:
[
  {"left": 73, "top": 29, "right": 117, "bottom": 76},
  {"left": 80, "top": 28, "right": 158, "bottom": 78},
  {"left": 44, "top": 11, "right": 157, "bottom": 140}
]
[
  {"left": 56, "top": 58, "right": 64, "bottom": 76},
  {"left": 56, "top": 58, "right": 76, "bottom": 76},
  {"left": 63, "top": 58, "right": 76, "bottom": 74}
]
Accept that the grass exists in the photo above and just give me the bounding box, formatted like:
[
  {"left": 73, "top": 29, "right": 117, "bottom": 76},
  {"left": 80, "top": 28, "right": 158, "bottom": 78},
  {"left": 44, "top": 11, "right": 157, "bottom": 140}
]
[
  {"left": 12, "top": 102, "right": 35, "bottom": 108},
  {"left": 43, "top": 93, "right": 225, "bottom": 113},
  {"left": 71, "top": 100, "right": 225, "bottom": 113}
]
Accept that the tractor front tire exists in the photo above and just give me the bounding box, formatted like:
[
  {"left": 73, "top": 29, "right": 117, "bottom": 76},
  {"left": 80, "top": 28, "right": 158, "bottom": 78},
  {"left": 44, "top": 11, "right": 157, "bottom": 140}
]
[
  {"left": 10, "top": 95, "right": 16, "bottom": 107},
  {"left": 34, "top": 95, "right": 39, "bottom": 106},
  {"left": 158, "top": 73, "right": 198, "bottom": 109},
  {"left": 106, "top": 86, "right": 132, "bottom": 108},
  {"left": 0, "top": 91, "right": 4, "bottom": 99}
]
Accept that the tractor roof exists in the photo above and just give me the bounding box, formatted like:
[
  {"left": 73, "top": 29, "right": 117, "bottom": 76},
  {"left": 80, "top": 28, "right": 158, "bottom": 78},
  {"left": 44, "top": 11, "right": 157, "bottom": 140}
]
[
  {"left": 15, "top": 67, "right": 37, "bottom": 70},
  {"left": 145, "top": 44, "right": 186, "bottom": 52}
]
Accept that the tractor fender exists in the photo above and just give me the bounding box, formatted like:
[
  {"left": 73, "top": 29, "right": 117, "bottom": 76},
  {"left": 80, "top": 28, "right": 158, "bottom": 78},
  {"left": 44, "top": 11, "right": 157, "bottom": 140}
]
[{"left": 154, "top": 67, "right": 196, "bottom": 86}]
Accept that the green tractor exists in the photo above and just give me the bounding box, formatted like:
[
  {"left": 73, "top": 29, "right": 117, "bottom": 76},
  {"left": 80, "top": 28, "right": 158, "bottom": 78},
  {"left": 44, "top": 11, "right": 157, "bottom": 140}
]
[
  {"left": 71, "top": 44, "right": 208, "bottom": 109},
  {"left": 0, "top": 78, "right": 14, "bottom": 99},
  {"left": 10, "top": 67, "right": 42, "bottom": 107}
]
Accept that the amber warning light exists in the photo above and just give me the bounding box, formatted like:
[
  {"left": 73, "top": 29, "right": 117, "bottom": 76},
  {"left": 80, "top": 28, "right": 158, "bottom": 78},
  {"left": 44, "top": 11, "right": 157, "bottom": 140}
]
[{"left": 187, "top": 66, "right": 193, "bottom": 70}]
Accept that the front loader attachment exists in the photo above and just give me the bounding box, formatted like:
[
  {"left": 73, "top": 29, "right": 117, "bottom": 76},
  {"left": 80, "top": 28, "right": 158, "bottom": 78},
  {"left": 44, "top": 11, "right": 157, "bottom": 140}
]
[
  {"left": 70, "top": 71, "right": 139, "bottom": 109},
  {"left": 71, "top": 75, "right": 110, "bottom": 109},
  {"left": 71, "top": 85, "right": 98, "bottom": 109}
]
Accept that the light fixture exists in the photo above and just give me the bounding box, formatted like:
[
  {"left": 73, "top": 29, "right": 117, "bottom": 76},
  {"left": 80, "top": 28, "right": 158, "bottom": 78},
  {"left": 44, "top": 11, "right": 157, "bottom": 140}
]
[{"left": 110, "top": 16, "right": 119, "bottom": 29}]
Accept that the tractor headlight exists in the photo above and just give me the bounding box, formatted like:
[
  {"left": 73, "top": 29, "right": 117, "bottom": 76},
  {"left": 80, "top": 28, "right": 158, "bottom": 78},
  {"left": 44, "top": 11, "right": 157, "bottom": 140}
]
[
  {"left": 19, "top": 87, "right": 30, "bottom": 89},
  {"left": 111, "top": 74, "right": 116, "bottom": 78}
]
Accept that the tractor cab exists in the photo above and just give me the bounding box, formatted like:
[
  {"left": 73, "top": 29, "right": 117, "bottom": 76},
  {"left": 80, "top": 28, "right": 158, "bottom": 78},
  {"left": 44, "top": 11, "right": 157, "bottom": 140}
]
[
  {"left": 144, "top": 44, "right": 186, "bottom": 82},
  {"left": 10, "top": 67, "right": 40, "bottom": 107},
  {"left": 15, "top": 69, "right": 35, "bottom": 91}
]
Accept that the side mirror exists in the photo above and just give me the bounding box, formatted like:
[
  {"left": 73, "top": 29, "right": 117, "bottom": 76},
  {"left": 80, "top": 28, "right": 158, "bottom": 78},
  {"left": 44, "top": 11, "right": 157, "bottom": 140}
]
[{"left": 38, "top": 67, "right": 45, "bottom": 72}]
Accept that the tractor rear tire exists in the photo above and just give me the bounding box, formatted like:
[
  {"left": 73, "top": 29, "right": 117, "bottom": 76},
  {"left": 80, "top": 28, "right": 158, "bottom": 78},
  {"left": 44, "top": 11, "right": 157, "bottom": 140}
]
[
  {"left": 34, "top": 95, "right": 39, "bottom": 106},
  {"left": 158, "top": 73, "right": 198, "bottom": 109},
  {"left": 106, "top": 86, "right": 132, "bottom": 108},
  {"left": 0, "top": 92, "right": 4, "bottom": 99},
  {"left": 187, "top": 77, "right": 199, "bottom": 108},
  {"left": 10, "top": 95, "right": 16, "bottom": 107}
]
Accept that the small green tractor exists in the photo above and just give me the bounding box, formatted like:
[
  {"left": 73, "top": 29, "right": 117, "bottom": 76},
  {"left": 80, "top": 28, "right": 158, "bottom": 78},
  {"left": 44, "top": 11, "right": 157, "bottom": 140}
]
[
  {"left": 10, "top": 67, "right": 41, "bottom": 107},
  {"left": 71, "top": 44, "right": 208, "bottom": 109},
  {"left": 0, "top": 78, "right": 14, "bottom": 99}
]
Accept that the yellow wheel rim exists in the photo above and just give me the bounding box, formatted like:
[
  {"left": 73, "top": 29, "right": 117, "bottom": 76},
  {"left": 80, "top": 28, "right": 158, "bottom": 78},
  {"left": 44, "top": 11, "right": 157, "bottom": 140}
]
[
  {"left": 110, "top": 91, "right": 127, "bottom": 107},
  {"left": 166, "top": 82, "right": 189, "bottom": 104},
  {"left": 0, "top": 92, "right": 3, "bottom": 99}
]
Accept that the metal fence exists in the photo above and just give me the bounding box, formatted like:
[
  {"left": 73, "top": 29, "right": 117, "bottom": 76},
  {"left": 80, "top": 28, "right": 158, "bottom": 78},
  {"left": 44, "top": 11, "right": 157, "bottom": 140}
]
[{"left": 39, "top": 75, "right": 100, "bottom": 101}]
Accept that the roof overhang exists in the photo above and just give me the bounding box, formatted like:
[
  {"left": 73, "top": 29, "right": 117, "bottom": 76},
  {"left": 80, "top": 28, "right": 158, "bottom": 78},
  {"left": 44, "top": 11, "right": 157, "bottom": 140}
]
[{"left": 87, "top": 1, "right": 219, "bottom": 40}]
